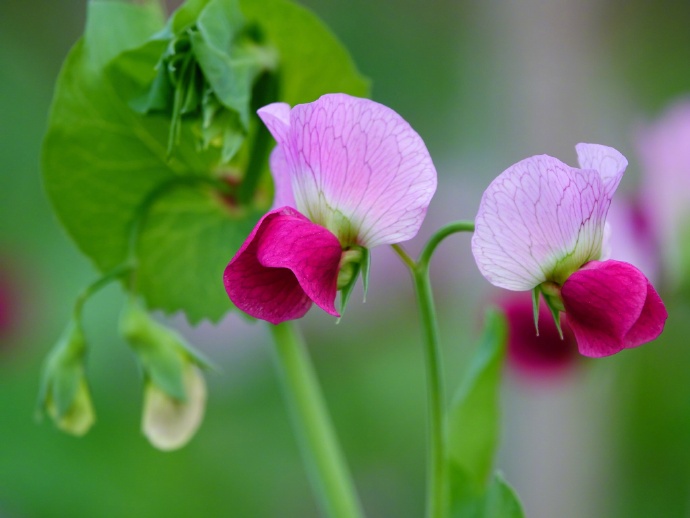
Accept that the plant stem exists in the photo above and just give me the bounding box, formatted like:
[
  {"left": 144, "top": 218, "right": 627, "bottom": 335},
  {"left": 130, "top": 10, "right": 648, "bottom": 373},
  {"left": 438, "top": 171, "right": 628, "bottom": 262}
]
[
  {"left": 412, "top": 265, "right": 447, "bottom": 518},
  {"left": 392, "top": 220, "right": 475, "bottom": 518},
  {"left": 270, "top": 322, "right": 363, "bottom": 518},
  {"left": 418, "top": 221, "right": 474, "bottom": 269}
]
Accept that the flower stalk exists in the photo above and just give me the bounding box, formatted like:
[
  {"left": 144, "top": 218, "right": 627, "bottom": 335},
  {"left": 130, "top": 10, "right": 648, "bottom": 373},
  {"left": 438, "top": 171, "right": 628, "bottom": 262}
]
[
  {"left": 270, "top": 322, "right": 363, "bottom": 518},
  {"left": 393, "top": 220, "right": 475, "bottom": 518}
]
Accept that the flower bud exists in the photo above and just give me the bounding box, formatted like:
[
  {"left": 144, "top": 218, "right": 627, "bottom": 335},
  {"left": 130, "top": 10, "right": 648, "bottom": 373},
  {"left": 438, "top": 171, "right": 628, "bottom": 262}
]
[
  {"left": 120, "top": 300, "right": 209, "bottom": 450},
  {"left": 142, "top": 363, "right": 207, "bottom": 451},
  {"left": 37, "top": 321, "right": 96, "bottom": 436}
]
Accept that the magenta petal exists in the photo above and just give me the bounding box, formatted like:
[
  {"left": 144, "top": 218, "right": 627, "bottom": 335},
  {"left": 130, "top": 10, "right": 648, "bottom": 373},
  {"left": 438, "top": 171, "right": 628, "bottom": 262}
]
[
  {"left": 561, "top": 260, "right": 665, "bottom": 357},
  {"left": 623, "top": 280, "right": 667, "bottom": 348},
  {"left": 223, "top": 207, "right": 342, "bottom": 324},
  {"left": 501, "top": 293, "right": 578, "bottom": 378}
]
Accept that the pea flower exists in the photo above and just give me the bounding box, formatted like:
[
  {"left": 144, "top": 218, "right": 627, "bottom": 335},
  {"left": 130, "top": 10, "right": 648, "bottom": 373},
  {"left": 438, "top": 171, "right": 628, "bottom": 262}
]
[
  {"left": 224, "top": 94, "right": 437, "bottom": 324},
  {"left": 500, "top": 293, "right": 578, "bottom": 378},
  {"left": 637, "top": 99, "right": 690, "bottom": 286},
  {"left": 472, "top": 144, "right": 667, "bottom": 357}
]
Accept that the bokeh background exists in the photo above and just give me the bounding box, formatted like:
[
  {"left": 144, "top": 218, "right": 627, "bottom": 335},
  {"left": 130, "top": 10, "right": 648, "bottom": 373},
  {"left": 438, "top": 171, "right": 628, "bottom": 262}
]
[{"left": 2, "top": 0, "right": 690, "bottom": 516}]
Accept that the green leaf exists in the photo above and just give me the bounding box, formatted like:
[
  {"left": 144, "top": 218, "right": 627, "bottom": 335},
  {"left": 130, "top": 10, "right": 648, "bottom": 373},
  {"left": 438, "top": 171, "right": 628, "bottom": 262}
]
[
  {"left": 136, "top": 183, "right": 260, "bottom": 323},
  {"left": 84, "top": 0, "right": 165, "bottom": 71},
  {"left": 448, "top": 308, "right": 508, "bottom": 486},
  {"left": 482, "top": 473, "right": 525, "bottom": 518},
  {"left": 450, "top": 467, "right": 525, "bottom": 518},
  {"left": 239, "top": 0, "right": 370, "bottom": 105},
  {"left": 42, "top": 0, "right": 369, "bottom": 324}
]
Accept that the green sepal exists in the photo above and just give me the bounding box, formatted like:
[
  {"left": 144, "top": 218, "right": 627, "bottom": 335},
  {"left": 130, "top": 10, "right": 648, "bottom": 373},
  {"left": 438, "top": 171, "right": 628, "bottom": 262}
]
[
  {"left": 545, "top": 298, "right": 564, "bottom": 340},
  {"left": 531, "top": 286, "right": 540, "bottom": 336},
  {"left": 538, "top": 282, "right": 565, "bottom": 340},
  {"left": 336, "top": 246, "right": 370, "bottom": 320},
  {"left": 448, "top": 308, "right": 507, "bottom": 487},
  {"left": 120, "top": 300, "right": 215, "bottom": 403},
  {"left": 360, "top": 247, "right": 371, "bottom": 302},
  {"left": 338, "top": 265, "right": 361, "bottom": 322}
]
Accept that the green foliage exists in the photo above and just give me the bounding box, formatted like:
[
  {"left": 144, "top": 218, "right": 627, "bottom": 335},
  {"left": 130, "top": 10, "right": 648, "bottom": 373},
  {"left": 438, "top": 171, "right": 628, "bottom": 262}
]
[
  {"left": 447, "top": 309, "right": 525, "bottom": 517},
  {"left": 448, "top": 308, "right": 507, "bottom": 486},
  {"left": 42, "top": 0, "right": 369, "bottom": 323},
  {"left": 450, "top": 468, "right": 525, "bottom": 518}
]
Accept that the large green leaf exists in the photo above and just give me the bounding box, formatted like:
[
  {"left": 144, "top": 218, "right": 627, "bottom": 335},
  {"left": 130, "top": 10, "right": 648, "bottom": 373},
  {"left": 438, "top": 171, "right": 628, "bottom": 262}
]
[
  {"left": 448, "top": 308, "right": 508, "bottom": 487},
  {"left": 42, "top": 0, "right": 369, "bottom": 323}
]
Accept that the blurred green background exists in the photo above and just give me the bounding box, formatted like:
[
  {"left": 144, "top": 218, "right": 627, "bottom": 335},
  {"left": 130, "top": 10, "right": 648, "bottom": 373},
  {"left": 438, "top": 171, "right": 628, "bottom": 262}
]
[{"left": 2, "top": 0, "right": 690, "bottom": 517}]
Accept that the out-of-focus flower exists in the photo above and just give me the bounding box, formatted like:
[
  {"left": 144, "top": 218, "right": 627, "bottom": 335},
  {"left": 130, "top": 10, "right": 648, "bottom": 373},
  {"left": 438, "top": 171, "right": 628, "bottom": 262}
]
[
  {"left": 224, "top": 93, "right": 437, "bottom": 324},
  {"left": 37, "top": 321, "right": 96, "bottom": 436},
  {"left": 120, "top": 300, "right": 209, "bottom": 451},
  {"left": 606, "top": 196, "right": 660, "bottom": 285},
  {"left": 637, "top": 99, "right": 690, "bottom": 287},
  {"left": 472, "top": 144, "right": 667, "bottom": 358},
  {"left": 0, "top": 259, "right": 24, "bottom": 345},
  {"left": 500, "top": 293, "right": 578, "bottom": 378}
]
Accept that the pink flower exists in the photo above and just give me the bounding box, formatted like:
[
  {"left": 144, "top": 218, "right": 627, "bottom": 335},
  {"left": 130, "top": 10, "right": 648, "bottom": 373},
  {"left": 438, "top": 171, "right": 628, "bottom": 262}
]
[
  {"left": 500, "top": 293, "right": 578, "bottom": 378},
  {"left": 472, "top": 144, "right": 667, "bottom": 357},
  {"left": 224, "top": 94, "right": 437, "bottom": 324},
  {"left": 637, "top": 99, "right": 690, "bottom": 286}
]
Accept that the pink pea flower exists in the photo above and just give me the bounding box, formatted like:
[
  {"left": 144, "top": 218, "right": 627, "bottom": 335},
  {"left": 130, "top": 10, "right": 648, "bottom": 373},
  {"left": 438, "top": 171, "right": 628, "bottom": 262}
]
[
  {"left": 472, "top": 144, "right": 667, "bottom": 358},
  {"left": 500, "top": 293, "right": 579, "bottom": 378},
  {"left": 637, "top": 99, "right": 690, "bottom": 286},
  {"left": 224, "top": 94, "right": 437, "bottom": 324}
]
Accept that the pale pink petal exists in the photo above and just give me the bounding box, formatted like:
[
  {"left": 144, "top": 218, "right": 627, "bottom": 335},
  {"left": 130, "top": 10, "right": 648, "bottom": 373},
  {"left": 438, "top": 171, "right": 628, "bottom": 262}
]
[
  {"left": 472, "top": 154, "right": 608, "bottom": 291},
  {"left": 223, "top": 207, "right": 341, "bottom": 325},
  {"left": 561, "top": 260, "right": 664, "bottom": 357},
  {"left": 576, "top": 143, "right": 627, "bottom": 197},
  {"left": 269, "top": 146, "right": 296, "bottom": 209},
  {"left": 257, "top": 102, "right": 291, "bottom": 147},
  {"left": 259, "top": 94, "right": 437, "bottom": 247}
]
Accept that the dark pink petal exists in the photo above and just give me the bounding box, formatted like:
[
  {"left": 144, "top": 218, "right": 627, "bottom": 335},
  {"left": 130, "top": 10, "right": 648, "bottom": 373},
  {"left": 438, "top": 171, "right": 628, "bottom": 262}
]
[
  {"left": 623, "top": 280, "right": 667, "bottom": 348},
  {"left": 223, "top": 207, "right": 342, "bottom": 325},
  {"left": 561, "top": 260, "right": 666, "bottom": 357},
  {"left": 501, "top": 293, "right": 578, "bottom": 378}
]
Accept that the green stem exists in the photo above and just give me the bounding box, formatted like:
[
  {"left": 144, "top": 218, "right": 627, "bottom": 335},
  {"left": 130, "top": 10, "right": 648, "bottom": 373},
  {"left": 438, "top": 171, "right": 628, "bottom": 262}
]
[
  {"left": 392, "top": 220, "right": 475, "bottom": 518},
  {"left": 418, "top": 221, "right": 475, "bottom": 269},
  {"left": 270, "top": 322, "right": 363, "bottom": 518},
  {"left": 73, "top": 264, "right": 132, "bottom": 319},
  {"left": 412, "top": 265, "right": 447, "bottom": 518}
]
